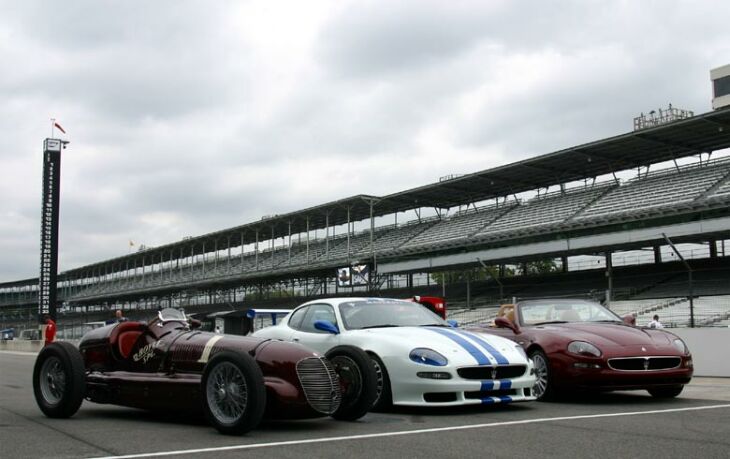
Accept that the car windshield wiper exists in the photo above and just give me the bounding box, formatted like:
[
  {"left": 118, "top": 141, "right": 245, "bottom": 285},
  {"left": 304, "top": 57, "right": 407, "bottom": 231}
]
[
  {"left": 533, "top": 320, "right": 568, "bottom": 325},
  {"left": 593, "top": 320, "right": 622, "bottom": 323},
  {"left": 419, "top": 323, "right": 451, "bottom": 327},
  {"left": 360, "top": 324, "right": 401, "bottom": 329}
]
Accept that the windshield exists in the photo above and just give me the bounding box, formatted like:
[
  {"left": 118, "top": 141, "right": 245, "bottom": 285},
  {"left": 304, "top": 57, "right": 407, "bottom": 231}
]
[
  {"left": 338, "top": 299, "right": 446, "bottom": 330},
  {"left": 519, "top": 300, "right": 621, "bottom": 326},
  {"left": 157, "top": 308, "right": 187, "bottom": 322}
]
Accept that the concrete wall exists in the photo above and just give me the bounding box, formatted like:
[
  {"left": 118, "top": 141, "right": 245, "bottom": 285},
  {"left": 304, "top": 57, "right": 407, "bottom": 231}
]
[
  {"left": 671, "top": 328, "right": 729, "bottom": 377},
  {"left": 0, "top": 339, "right": 79, "bottom": 353},
  {"left": 2, "top": 330, "right": 727, "bottom": 377}
]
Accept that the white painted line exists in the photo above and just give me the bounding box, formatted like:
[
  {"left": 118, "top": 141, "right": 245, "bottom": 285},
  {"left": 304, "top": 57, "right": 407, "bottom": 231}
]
[{"left": 89, "top": 403, "right": 730, "bottom": 459}]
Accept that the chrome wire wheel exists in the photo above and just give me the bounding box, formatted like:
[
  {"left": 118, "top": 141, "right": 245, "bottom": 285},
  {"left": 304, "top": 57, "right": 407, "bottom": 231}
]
[
  {"left": 532, "top": 352, "right": 549, "bottom": 400},
  {"left": 330, "top": 355, "right": 363, "bottom": 401},
  {"left": 33, "top": 342, "right": 85, "bottom": 418},
  {"left": 371, "top": 358, "right": 384, "bottom": 404},
  {"left": 39, "top": 356, "right": 66, "bottom": 405},
  {"left": 206, "top": 361, "right": 248, "bottom": 425}
]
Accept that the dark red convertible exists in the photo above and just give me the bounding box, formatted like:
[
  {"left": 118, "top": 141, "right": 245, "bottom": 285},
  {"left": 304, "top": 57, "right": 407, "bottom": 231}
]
[
  {"left": 33, "top": 308, "right": 376, "bottom": 434},
  {"left": 477, "top": 299, "right": 693, "bottom": 400}
]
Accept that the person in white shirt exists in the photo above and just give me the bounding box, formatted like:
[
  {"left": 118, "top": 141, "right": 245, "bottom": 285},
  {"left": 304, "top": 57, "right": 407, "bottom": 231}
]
[{"left": 648, "top": 314, "right": 664, "bottom": 329}]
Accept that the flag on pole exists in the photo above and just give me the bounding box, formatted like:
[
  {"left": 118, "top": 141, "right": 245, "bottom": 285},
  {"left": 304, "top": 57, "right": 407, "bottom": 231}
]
[{"left": 54, "top": 122, "right": 66, "bottom": 134}]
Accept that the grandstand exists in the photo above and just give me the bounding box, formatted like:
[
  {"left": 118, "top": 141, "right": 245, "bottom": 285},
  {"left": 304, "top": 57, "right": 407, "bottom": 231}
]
[{"left": 3, "top": 105, "right": 730, "bottom": 334}]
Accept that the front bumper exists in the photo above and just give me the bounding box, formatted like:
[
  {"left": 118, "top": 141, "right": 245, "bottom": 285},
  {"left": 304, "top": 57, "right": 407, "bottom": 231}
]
[
  {"left": 385, "top": 357, "right": 537, "bottom": 406},
  {"left": 551, "top": 353, "right": 693, "bottom": 391}
]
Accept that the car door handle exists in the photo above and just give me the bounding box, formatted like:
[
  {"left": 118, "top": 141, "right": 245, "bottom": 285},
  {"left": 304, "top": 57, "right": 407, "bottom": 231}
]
[{"left": 293, "top": 338, "right": 299, "bottom": 342}]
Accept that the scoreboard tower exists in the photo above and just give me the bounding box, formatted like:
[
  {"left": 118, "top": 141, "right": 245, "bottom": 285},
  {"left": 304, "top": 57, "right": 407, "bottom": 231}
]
[{"left": 38, "top": 138, "right": 66, "bottom": 322}]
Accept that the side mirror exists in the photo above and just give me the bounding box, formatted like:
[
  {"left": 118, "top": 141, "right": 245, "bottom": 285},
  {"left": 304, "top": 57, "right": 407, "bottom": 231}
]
[
  {"left": 623, "top": 314, "right": 636, "bottom": 326},
  {"left": 447, "top": 320, "right": 459, "bottom": 328},
  {"left": 314, "top": 320, "right": 339, "bottom": 335},
  {"left": 494, "top": 316, "right": 520, "bottom": 334}
]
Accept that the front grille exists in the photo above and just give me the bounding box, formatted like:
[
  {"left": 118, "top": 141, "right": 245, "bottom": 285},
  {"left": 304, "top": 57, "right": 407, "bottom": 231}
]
[
  {"left": 608, "top": 357, "right": 682, "bottom": 371},
  {"left": 457, "top": 365, "right": 527, "bottom": 380},
  {"left": 296, "top": 357, "right": 342, "bottom": 415},
  {"left": 464, "top": 389, "right": 517, "bottom": 400}
]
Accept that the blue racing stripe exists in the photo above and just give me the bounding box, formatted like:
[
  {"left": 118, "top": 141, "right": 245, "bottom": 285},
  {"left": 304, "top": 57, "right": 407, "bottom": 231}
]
[
  {"left": 427, "top": 328, "right": 490, "bottom": 365},
  {"left": 480, "top": 379, "right": 512, "bottom": 391},
  {"left": 481, "top": 395, "right": 513, "bottom": 405},
  {"left": 457, "top": 330, "right": 510, "bottom": 365}
]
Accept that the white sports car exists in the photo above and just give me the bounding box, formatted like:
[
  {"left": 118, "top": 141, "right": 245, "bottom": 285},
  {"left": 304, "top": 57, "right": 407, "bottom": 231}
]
[{"left": 254, "top": 297, "right": 537, "bottom": 408}]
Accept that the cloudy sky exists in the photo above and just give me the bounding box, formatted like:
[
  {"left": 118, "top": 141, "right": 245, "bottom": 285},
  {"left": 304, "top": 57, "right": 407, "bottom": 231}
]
[{"left": 1, "top": 0, "right": 729, "bottom": 282}]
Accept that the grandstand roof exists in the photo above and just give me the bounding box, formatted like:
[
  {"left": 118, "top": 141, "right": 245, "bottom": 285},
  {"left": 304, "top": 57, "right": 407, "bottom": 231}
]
[
  {"left": 60, "top": 106, "right": 730, "bottom": 278},
  {"left": 381, "top": 106, "right": 730, "bottom": 210}
]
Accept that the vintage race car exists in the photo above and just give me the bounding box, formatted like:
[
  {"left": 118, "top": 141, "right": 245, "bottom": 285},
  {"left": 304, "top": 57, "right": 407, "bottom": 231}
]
[
  {"left": 33, "top": 308, "right": 376, "bottom": 434},
  {"left": 478, "top": 299, "right": 693, "bottom": 400},
  {"left": 254, "top": 298, "right": 537, "bottom": 408}
]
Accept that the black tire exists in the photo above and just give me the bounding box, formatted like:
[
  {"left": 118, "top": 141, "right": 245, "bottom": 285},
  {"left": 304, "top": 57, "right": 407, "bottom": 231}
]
[
  {"left": 33, "top": 342, "right": 86, "bottom": 418},
  {"left": 370, "top": 354, "right": 393, "bottom": 411},
  {"left": 648, "top": 385, "right": 684, "bottom": 398},
  {"left": 326, "top": 345, "right": 377, "bottom": 421},
  {"left": 201, "top": 351, "right": 266, "bottom": 435},
  {"left": 529, "top": 349, "right": 556, "bottom": 401}
]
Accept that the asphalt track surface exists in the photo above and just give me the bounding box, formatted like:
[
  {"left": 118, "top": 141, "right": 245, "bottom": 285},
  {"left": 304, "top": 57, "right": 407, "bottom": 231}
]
[{"left": 2, "top": 351, "right": 729, "bottom": 459}]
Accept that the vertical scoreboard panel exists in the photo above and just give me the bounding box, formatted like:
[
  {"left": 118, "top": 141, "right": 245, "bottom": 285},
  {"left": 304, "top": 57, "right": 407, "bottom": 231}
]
[{"left": 39, "top": 139, "right": 62, "bottom": 321}]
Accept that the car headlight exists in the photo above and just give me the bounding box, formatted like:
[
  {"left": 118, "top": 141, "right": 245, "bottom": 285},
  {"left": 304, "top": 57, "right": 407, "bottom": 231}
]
[
  {"left": 567, "top": 341, "right": 602, "bottom": 357},
  {"left": 672, "top": 338, "right": 688, "bottom": 354},
  {"left": 409, "top": 348, "right": 448, "bottom": 366}
]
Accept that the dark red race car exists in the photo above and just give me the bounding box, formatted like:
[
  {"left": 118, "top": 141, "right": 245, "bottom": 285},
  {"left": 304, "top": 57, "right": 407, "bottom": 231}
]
[
  {"left": 33, "top": 308, "right": 376, "bottom": 434},
  {"left": 475, "top": 299, "right": 693, "bottom": 401}
]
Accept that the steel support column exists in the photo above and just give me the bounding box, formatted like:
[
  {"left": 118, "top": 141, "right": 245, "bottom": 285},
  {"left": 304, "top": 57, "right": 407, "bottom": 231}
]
[
  {"left": 346, "top": 207, "right": 351, "bottom": 261},
  {"left": 325, "top": 213, "right": 330, "bottom": 260},
  {"left": 605, "top": 251, "right": 613, "bottom": 304},
  {"left": 288, "top": 222, "right": 292, "bottom": 265},
  {"left": 227, "top": 236, "right": 231, "bottom": 273}
]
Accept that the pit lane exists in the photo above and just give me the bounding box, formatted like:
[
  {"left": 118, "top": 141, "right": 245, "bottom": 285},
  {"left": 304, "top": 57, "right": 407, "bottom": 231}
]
[{"left": 2, "top": 351, "right": 729, "bottom": 459}]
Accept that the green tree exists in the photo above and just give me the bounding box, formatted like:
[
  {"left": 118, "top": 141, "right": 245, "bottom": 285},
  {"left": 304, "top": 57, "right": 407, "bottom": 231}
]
[{"left": 521, "top": 259, "right": 559, "bottom": 275}]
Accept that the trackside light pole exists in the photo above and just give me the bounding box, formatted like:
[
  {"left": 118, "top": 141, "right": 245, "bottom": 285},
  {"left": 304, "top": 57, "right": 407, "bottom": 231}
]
[{"left": 661, "top": 233, "right": 694, "bottom": 328}]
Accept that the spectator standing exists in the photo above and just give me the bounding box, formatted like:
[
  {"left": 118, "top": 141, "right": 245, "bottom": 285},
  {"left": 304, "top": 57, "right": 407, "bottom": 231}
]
[
  {"left": 648, "top": 314, "right": 664, "bottom": 329},
  {"left": 44, "top": 314, "right": 56, "bottom": 346},
  {"left": 115, "top": 310, "right": 128, "bottom": 322}
]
